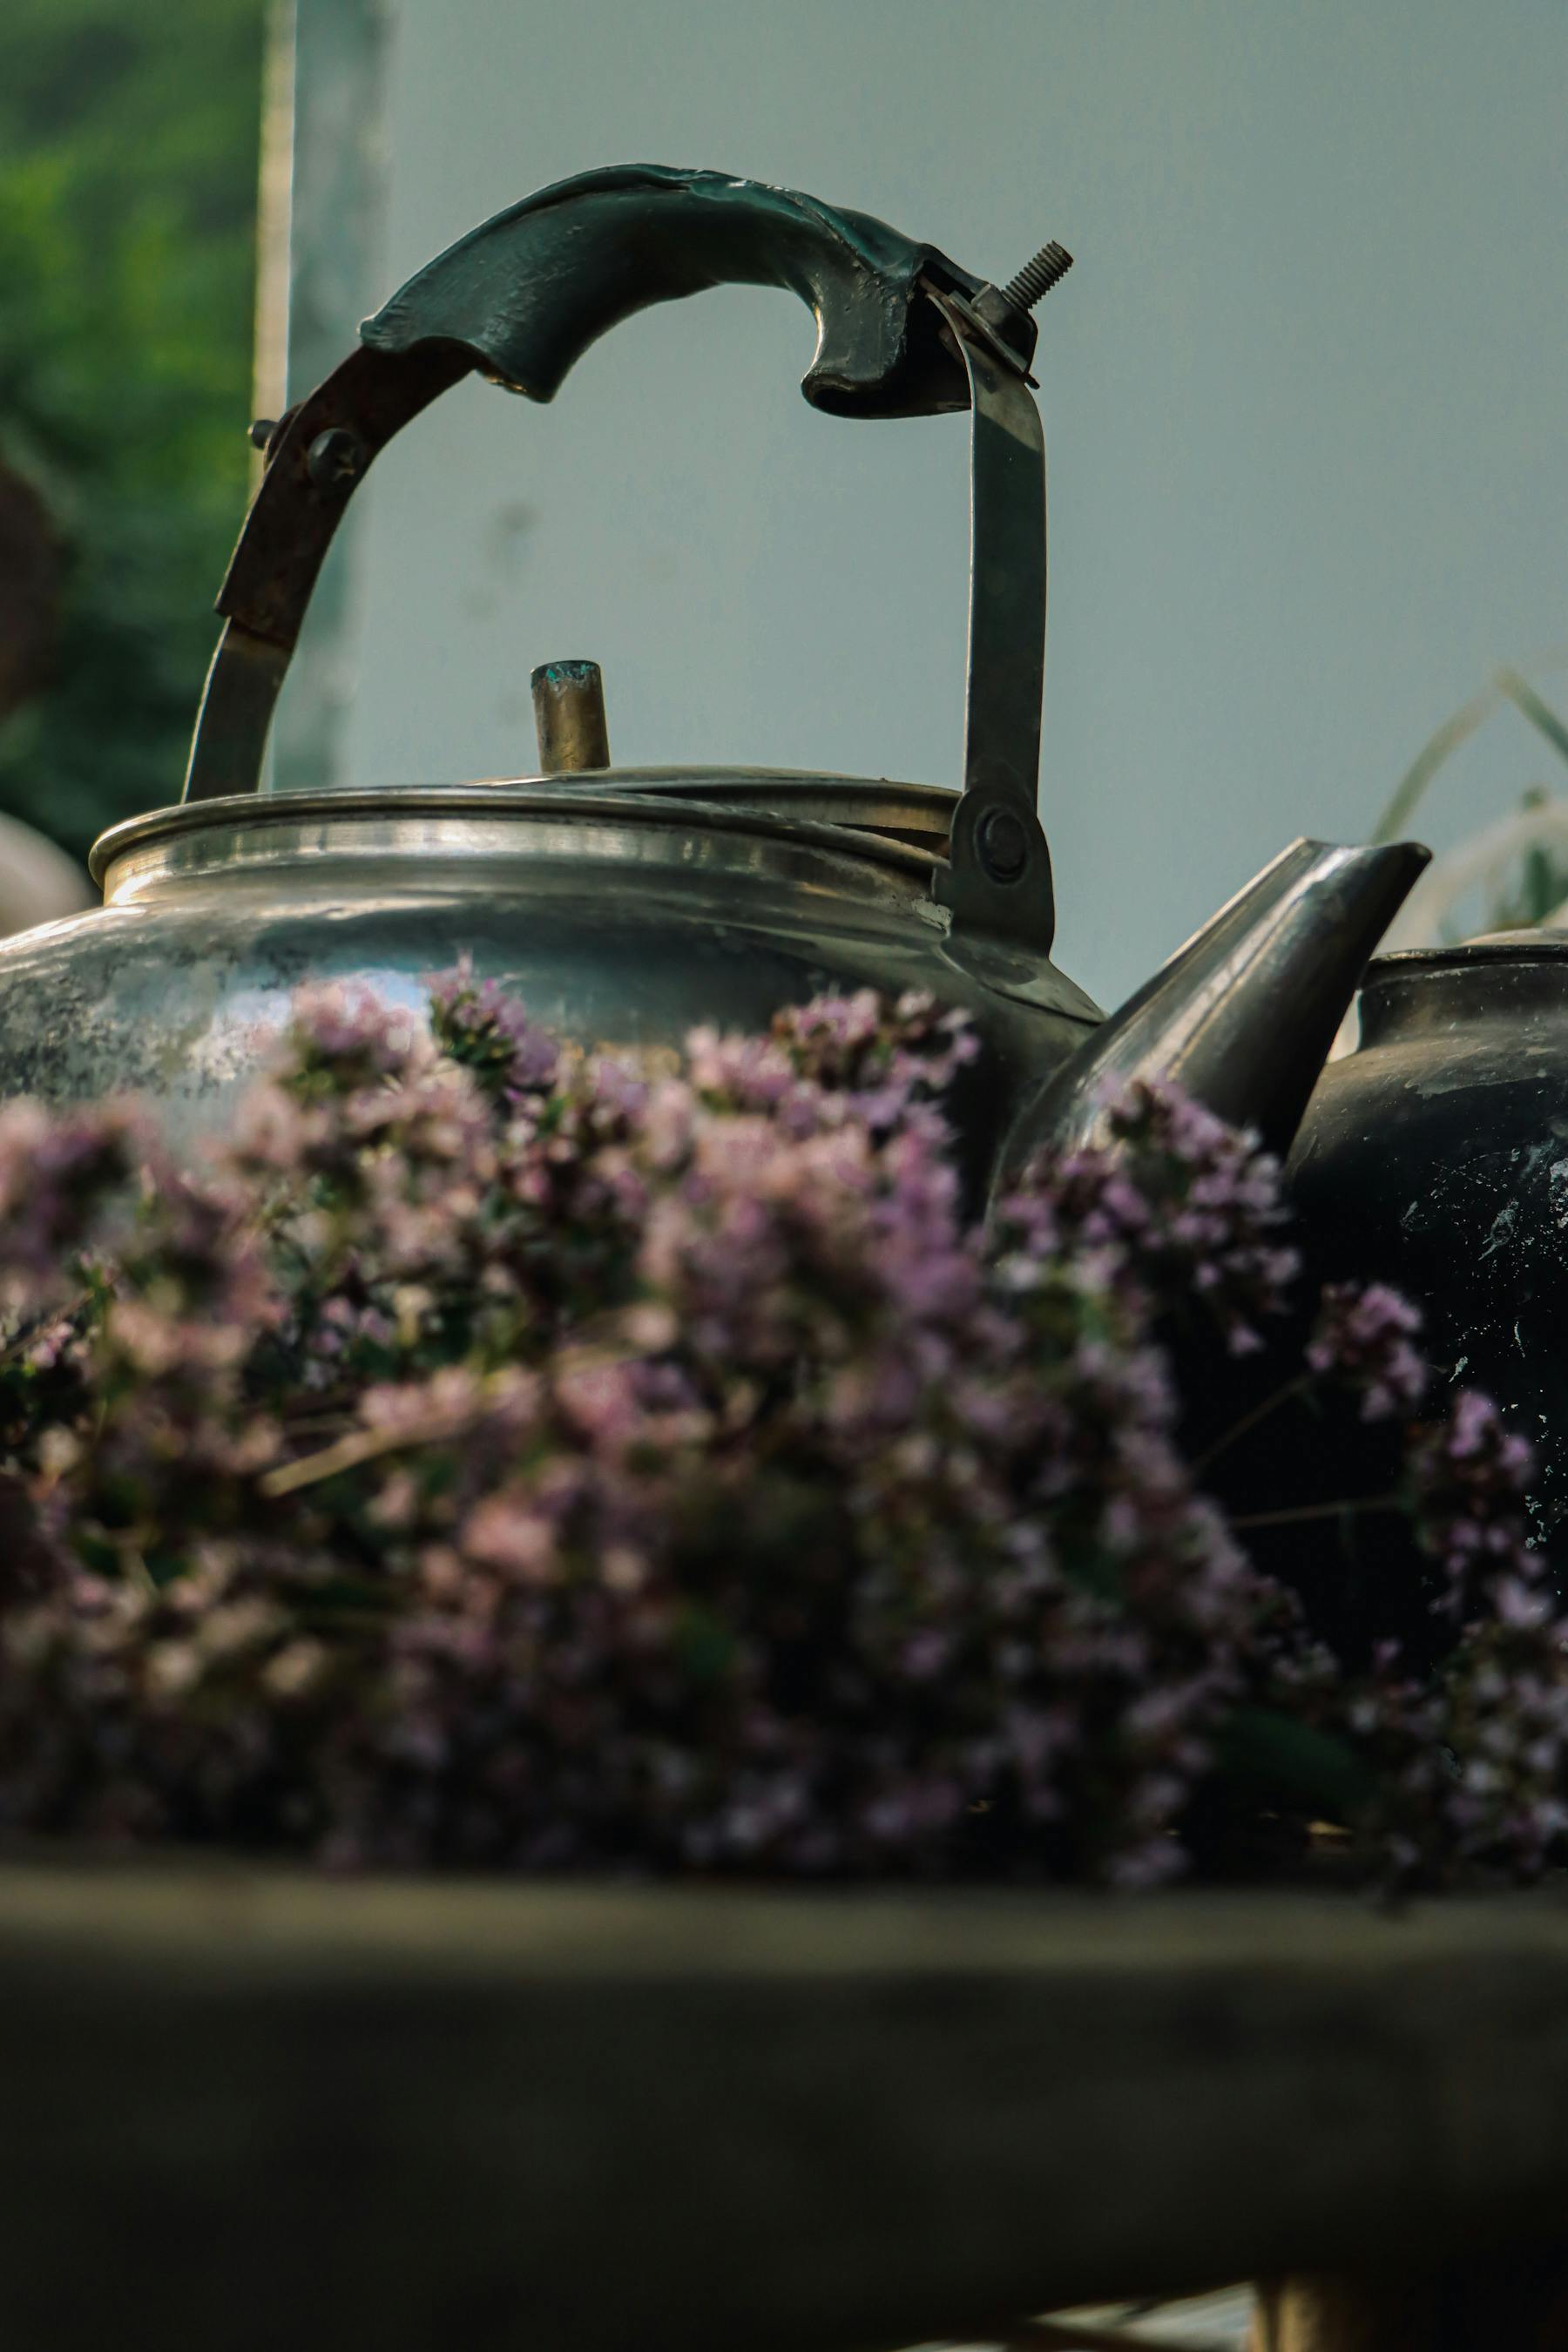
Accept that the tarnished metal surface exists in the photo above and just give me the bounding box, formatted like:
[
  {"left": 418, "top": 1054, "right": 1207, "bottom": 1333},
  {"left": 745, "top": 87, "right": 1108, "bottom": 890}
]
[
  {"left": 182, "top": 620, "right": 294, "bottom": 806},
  {"left": 998, "top": 839, "right": 1431, "bottom": 1186},
  {"left": 1291, "top": 936, "right": 1568, "bottom": 1551},
  {"left": 120, "top": 768, "right": 965, "bottom": 868},
  {"left": 0, "top": 781, "right": 1100, "bottom": 1174},
  {"left": 531, "top": 659, "right": 611, "bottom": 774},
  {"left": 183, "top": 341, "right": 465, "bottom": 803},
  {"left": 92, "top": 778, "right": 966, "bottom": 892},
  {"left": 926, "top": 288, "right": 1056, "bottom": 953}
]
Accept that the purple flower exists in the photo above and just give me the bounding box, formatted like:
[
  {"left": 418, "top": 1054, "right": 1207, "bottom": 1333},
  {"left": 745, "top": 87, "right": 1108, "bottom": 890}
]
[
  {"left": 0, "top": 979, "right": 1562, "bottom": 1895},
  {"left": 1308, "top": 1281, "right": 1428, "bottom": 1420},
  {"left": 1000, "top": 1078, "right": 1300, "bottom": 1354},
  {"left": 1410, "top": 1389, "right": 1537, "bottom": 1612},
  {"left": 428, "top": 958, "right": 561, "bottom": 1103}
]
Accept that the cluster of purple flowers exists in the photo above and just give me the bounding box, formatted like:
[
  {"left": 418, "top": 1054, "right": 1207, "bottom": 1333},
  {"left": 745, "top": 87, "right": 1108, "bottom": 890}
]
[
  {"left": 0, "top": 975, "right": 1560, "bottom": 1889},
  {"left": 1309, "top": 1283, "right": 1427, "bottom": 1422}
]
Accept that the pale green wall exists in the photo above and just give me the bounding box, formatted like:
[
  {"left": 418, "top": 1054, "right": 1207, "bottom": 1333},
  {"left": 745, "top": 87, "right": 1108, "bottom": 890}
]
[{"left": 284, "top": 0, "right": 1568, "bottom": 1009}]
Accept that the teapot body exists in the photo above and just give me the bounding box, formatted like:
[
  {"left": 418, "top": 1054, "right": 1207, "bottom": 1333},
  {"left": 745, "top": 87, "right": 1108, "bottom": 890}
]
[
  {"left": 0, "top": 776, "right": 1100, "bottom": 1180},
  {"left": 1288, "top": 941, "right": 1568, "bottom": 1548}
]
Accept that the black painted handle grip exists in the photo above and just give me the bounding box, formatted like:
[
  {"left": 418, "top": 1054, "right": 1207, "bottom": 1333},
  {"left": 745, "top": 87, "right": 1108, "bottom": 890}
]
[{"left": 359, "top": 163, "right": 986, "bottom": 420}]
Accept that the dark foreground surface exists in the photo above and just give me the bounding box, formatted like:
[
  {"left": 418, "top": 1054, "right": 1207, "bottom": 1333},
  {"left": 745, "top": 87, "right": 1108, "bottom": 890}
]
[{"left": 0, "top": 1861, "right": 1565, "bottom": 2349}]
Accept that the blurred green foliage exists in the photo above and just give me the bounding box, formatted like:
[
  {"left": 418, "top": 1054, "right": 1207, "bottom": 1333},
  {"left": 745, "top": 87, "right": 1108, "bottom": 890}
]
[
  {"left": 0, "top": 0, "right": 264, "bottom": 859},
  {"left": 1373, "top": 661, "right": 1568, "bottom": 937}
]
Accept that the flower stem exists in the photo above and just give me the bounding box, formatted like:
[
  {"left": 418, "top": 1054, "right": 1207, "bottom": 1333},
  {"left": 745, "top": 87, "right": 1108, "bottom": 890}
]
[
  {"left": 1230, "top": 1492, "right": 1403, "bottom": 1532},
  {"left": 1191, "top": 1371, "right": 1313, "bottom": 1475},
  {"left": 260, "top": 1415, "right": 459, "bottom": 1497}
]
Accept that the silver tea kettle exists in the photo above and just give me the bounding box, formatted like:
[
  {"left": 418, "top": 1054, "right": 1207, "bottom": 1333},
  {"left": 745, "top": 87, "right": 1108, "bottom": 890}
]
[{"left": 0, "top": 164, "right": 1426, "bottom": 1183}]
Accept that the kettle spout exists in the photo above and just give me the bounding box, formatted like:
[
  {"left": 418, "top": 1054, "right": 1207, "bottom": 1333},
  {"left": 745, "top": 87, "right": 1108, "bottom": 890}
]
[{"left": 995, "top": 835, "right": 1430, "bottom": 1189}]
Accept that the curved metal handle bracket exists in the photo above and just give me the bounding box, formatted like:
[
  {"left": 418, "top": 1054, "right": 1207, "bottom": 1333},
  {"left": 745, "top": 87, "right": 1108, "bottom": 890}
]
[
  {"left": 184, "top": 342, "right": 466, "bottom": 805},
  {"left": 928, "top": 291, "right": 1055, "bottom": 954},
  {"left": 181, "top": 167, "right": 1061, "bottom": 900}
]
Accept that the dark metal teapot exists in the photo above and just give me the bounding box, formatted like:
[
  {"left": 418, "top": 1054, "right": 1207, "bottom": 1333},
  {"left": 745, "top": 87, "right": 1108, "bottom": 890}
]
[
  {"left": 0, "top": 164, "right": 1426, "bottom": 1181},
  {"left": 1290, "top": 929, "right": 1568, "bottom": 1545}
]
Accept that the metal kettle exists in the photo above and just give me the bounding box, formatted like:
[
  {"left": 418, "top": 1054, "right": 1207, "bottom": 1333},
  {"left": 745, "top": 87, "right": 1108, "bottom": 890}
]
[
  {"left": 1290, "top": 924, "right": 1568, "bottom": 1548},
  {"left": 0, "top": 163, "right": 1426, "bottom": 1185}
]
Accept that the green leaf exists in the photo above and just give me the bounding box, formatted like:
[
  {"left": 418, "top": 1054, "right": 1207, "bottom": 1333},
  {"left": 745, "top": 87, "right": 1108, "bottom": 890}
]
[
  {"left": 0, "top": 0, "right": 264, "bottom": 858},
  {"left": 1370, "top": 681, "right": 1503, "bottom": 844},
  {"left": 1215, "top": 1703, "right": 1375, "bottom": 1815},
  {"left": 672, "top": 1603, "right": 738, "bottom": 1686},
  {"left": 1496, "top": 669, "right": 1568, "bottom": 770}
]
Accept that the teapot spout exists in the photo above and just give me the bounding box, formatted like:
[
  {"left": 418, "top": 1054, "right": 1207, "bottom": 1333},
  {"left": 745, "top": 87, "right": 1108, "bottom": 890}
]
[{"left": 995, "top": 835, "right": 1430, "bottom": 1187}]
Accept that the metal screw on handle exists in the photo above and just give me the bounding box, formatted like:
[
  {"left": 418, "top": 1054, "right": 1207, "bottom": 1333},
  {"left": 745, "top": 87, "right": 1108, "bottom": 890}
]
[
  {"left": 961, "top": 239, "right": 1074, "bottom": 375},
  {"left": 307, "top": 428, "right": 368, "bottom": 490},
  {"left": 998, "top": 240, "right": 1073, "bottom": 314}
]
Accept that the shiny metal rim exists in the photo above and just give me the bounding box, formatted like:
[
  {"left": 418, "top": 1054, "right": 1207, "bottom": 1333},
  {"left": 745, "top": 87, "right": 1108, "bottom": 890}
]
[
  {"left": 90, "top": 780, "right": 950, "bottom": 889},
  {"left": 1372, "top": 937, "right": 1568, "bottom": 974}
]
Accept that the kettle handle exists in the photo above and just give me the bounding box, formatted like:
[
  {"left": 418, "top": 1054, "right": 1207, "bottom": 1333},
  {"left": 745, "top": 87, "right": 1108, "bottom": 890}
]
[
  {"left": 362, "top": 163, "right": 992, "bottom": 420},
  {"left": 184, "top": 164, "right": 1064, "bottom": 950}
]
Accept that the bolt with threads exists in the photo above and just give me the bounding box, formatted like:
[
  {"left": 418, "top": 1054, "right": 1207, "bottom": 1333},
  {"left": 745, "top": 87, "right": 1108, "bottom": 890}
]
[{"left": 999, "top": 240, "right": 1073, "bottom": 314}]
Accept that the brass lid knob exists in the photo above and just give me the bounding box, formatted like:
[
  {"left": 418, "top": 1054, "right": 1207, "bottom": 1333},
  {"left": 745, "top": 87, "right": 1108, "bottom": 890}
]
[{"left": 531, "top": 659, "right": 610, "bottom": 774}]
